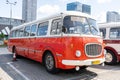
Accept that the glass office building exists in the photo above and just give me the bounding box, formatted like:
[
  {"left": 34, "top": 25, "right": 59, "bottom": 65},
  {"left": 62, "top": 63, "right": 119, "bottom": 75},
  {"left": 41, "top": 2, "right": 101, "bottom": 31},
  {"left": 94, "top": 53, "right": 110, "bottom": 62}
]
[
  {"left": 82, "top": 4, "right": 91, "bottom": 14},
  {"left": 22, "top": 0, "right": 37, "bottom": 22},
  {"left": 67, "top": 2, "right": 82, "bottom": 12},
  {"left": 107, "top": 11, "right": 120, "bottom": 22},
  {"left": 67, "top": 2, "right": 91, "bottom": 14}
]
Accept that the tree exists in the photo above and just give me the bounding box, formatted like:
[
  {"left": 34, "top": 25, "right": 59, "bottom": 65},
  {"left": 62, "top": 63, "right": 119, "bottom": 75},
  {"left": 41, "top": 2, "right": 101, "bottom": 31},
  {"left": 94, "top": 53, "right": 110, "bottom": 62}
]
[{"left": 0, "top": 33, "right": 5, "bottom": 40}]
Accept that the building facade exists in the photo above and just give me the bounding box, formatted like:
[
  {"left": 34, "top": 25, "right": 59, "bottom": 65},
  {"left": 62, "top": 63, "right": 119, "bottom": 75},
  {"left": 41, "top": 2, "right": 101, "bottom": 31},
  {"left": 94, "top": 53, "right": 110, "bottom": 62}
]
[
  {"left": 67, "top": 2, "right": 82, "bottom": 12},
  {"left": 0, "top": 17, "right": 25, "bottom": 33},
  {"left": 67, "top": 2, "right": 91, "bottom": 14},
  {"left": 82, "top": 4, "right": 91, "bottom": 15},
  {"left": 107, "top": 11, "right": 120, "bottom": 22},
  {"left": 22, "top": 0, "right": 37, "bottom": 22}
]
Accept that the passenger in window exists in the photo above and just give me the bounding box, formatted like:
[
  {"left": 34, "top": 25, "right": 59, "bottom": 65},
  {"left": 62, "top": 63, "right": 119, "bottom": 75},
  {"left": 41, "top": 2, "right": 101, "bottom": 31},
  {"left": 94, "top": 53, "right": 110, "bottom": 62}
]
[{"left": 62, "top": 26, "right": 67, "bottom": 33}]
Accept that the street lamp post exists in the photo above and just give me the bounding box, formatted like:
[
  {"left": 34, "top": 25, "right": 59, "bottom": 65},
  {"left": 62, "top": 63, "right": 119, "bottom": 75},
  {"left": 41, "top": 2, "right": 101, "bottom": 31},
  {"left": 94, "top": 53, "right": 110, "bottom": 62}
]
[{"left": 6, "top": 0, "right": 17, "bottom": 29}]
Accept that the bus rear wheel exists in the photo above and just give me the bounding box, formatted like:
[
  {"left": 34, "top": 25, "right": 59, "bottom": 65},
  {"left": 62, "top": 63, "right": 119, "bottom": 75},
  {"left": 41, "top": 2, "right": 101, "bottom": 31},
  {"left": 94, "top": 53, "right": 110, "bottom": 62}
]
[
  {"left": 44, "top": 52, "right": 59, "bottom": 74},
  {"left": 105, "top": 50, "right": 117, "bottom": 65}
]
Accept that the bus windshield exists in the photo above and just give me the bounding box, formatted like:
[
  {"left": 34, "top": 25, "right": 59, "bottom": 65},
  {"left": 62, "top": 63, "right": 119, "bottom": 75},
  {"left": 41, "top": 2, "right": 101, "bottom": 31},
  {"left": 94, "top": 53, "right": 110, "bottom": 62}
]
[{"left": 63, "top": 16, "right": 100, "bottom": 36}]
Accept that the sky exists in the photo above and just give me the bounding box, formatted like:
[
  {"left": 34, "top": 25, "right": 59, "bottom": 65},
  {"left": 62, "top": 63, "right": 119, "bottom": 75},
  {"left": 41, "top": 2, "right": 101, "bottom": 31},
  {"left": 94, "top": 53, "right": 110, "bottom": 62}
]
[{"left": 0, "top": 0, "right": 120, "bottom": 23}]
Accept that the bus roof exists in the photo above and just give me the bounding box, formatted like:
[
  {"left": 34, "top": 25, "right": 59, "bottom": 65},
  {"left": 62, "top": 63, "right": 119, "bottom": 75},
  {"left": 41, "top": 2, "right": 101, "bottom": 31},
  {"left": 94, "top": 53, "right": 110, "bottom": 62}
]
[
  {"left": 98, "top": 22, "right": 120, "bottom": 28},
  {"left": 11, "top": 11, "right": 94, "bottom": 31}
]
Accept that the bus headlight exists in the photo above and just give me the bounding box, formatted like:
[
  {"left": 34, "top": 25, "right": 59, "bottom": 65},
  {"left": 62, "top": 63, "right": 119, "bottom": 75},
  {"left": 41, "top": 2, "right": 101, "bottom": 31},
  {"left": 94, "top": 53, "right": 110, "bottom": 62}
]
[{"left": 76, "top": 50, "right": 81, "bottom": 57}]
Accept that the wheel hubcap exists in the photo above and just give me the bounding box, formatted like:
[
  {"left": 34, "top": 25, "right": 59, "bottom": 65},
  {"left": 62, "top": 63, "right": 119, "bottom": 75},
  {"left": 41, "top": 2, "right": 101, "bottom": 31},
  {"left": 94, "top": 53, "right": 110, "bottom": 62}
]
[
  {"left": 46, "top": 55, "right": 54, "bottom": 70},
  {"left": 105, "top": 52, "right": 113, "bottom": 62}
]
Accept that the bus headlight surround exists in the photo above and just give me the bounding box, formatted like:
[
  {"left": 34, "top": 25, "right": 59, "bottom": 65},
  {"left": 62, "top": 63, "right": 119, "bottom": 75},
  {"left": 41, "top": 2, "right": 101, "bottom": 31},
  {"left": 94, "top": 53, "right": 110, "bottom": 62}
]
[{"left": 76, "top": 50, "right": 81, "bottom": 57}]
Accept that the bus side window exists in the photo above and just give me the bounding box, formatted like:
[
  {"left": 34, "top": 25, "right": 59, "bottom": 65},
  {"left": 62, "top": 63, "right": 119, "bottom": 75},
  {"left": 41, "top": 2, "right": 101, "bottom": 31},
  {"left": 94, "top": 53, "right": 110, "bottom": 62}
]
[
  {"left": 10, "top": 31, "right": 14, "bottom": 38},
  {"left": 99, "top": 28, "right": 106, "bottom": 38},
  {"left": 37, "top": 22, "right": 48, "bottom": 36},
  {"left": 110, "top": 27, "right": 120, "bottom": 39},
  {"left": 15, "top": 30, "right": 20, "bottom": 37},
  {"left": 19, "top": 28, "right": 24, "bottom": 37},
  {"left": 9, "top": 32, "right": 12, "bottom": 38},
  {"left": 30, "top": 24, "right": 37, "bottom": 36},
  {"left": 51, "top": 19, "right": 62, "bottom": 35},
  {"left": 24, "top": 26, "right": 31, "bottom": 37}
]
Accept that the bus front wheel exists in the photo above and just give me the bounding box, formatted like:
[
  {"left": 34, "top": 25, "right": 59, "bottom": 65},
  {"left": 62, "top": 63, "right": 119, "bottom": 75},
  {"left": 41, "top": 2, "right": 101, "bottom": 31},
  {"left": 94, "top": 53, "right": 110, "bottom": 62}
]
[
  {"left": 105, "top": 50, "right": 117, "bottom": 65},
  {"left": 44, "top": 52, "right": 59, "bottom": 74}
]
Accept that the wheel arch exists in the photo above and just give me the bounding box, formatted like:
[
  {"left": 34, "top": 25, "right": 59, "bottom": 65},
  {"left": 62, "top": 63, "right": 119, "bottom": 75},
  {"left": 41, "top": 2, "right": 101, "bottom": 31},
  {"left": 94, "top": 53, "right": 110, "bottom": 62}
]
[
  {"left": 42, "top": 47, "right": 58, "bottom": 68},
  {"left": 105, "top": 46, "right": 119, "bottom": 61}
]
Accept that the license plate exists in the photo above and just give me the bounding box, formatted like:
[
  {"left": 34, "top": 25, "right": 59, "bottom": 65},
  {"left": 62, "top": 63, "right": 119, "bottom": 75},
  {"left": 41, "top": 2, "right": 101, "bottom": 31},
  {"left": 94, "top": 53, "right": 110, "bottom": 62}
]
[{"left": 92, "top": 60, "right": 100, "bottom": 65}]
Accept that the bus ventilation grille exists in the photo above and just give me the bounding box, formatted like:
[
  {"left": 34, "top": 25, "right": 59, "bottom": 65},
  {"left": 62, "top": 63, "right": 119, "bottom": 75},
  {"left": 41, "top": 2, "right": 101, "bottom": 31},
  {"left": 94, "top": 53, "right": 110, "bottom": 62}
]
[{"left": 85, "top": 44, "right": 102, "bottom": 57}]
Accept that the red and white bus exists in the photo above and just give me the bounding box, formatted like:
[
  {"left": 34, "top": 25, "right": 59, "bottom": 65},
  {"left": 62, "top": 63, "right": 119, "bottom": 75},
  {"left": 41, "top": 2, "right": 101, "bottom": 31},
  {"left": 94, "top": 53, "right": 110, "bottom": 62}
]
[
  {"left": 99, "top": 22, "right": 120, "bottom": 65},
  {"left": 8, "top": 11, "right": 105, "bottom": 73}
]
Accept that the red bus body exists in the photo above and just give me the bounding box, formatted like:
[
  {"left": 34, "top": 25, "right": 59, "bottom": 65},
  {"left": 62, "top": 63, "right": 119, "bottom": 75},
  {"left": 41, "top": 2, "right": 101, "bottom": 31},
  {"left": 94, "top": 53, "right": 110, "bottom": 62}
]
[{"left": 8, "top": 11, "right": 105, "bottom": 73}]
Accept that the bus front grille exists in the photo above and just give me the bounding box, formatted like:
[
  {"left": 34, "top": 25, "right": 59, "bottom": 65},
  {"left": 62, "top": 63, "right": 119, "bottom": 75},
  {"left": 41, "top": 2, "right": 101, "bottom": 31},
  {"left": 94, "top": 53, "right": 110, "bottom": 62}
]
[{"left": 85, "top": 44, "right": 102, "bottom": 57}]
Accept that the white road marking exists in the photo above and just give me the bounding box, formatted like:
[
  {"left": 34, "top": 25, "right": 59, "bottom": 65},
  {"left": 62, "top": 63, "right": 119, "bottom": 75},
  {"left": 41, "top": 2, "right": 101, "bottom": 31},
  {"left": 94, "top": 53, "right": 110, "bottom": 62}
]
[
  {"left": 7, "top": 62, "right": 30, "bottom": 80},
  {"left": 0, "top": 67, "right": 13, "bottom": 80}
]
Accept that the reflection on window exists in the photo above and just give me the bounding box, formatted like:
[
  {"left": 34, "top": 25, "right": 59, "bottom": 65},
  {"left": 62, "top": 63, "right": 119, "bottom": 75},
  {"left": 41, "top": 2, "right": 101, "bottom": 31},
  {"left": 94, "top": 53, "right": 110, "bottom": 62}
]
[
  {"left": 63, "top": 16, "right": 100, "bottom": 36},
  {"left": 30, "top": 24, "right": 37, "bottom": 36},
  {"left": 37, "top": 22, "right": 48, "bottom": 36},
  {"left": 51, "top": 19, "right": 62, "bottom": 35},
  {"left": 87, "top": 18, "right": 100, "bottom": 35},
  {"left": 100, "top": 28, "right": 106, "bottom": 38},
  {"left": 19, "top": 28, "right": 24, "bottom": 37},
  {"left": 15, "top": 30, "right": 19, "bottom": 37},
  {"left": 24, "top": 26, "right": 30, "bottom": 37},
  {"left": 11, "top": 31, "right": 16, "bottom": 37},
  {"left": 10, "top": 28, "right": 24, "bottom": 38},
  {"left": 63, "top": 16, "right": 89, "bottom": 34},
  {"left": 110, "top": 27, "right": 120, "bottom": 39}
]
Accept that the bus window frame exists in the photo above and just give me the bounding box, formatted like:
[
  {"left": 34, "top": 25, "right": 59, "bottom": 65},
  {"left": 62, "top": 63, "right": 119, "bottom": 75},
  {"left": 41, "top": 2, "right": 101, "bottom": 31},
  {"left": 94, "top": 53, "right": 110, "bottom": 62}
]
[
  {"left": 109, "top": 27, "right": 120, "bottom": 39},
  {"left": 50, "top": 18, "right": 62, "bottom": 35},
  {"left": 19, "top": 28, "right": 24, "bottom": 37},
  {"left": 23, "top": 25, "right": 31, "bottom": 37},
  {"left": 37, "top": 21, "right": 49, "bottom": 36},
  {"left": 30, "top": 24, "right": 38, "bottom": 37},
  {"left": 99, "top": 28, "right": 106, "bottom": 39}
]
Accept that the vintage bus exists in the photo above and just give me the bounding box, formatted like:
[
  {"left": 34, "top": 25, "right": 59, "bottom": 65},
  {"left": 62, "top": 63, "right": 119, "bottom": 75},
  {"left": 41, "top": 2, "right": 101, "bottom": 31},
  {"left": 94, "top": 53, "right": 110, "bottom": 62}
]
[
  {"left": 99, "top": 22, "right": 120, "bottom": 65},
  {"left": 8, "top": 11, "right": 105, "bottom": 73}
]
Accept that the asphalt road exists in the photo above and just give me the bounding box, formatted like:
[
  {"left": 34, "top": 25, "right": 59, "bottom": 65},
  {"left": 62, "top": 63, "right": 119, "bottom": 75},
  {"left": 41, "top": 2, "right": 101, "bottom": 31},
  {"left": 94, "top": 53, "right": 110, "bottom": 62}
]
[{"left": 0, "top": 47, "right": 120, "bottom": 80}]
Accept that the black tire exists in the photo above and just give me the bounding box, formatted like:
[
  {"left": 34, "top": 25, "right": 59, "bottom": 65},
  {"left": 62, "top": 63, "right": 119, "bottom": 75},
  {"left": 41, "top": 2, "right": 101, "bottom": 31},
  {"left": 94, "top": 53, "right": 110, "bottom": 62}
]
[
  {"left": 80, "top": 66, "right": 88, "bottom": 70},
  {"left": 105, "top": 50, "right": 117, "bottom": 65},
  {"left": 44, "top": 52, "right": 59, "bottom": 74}
]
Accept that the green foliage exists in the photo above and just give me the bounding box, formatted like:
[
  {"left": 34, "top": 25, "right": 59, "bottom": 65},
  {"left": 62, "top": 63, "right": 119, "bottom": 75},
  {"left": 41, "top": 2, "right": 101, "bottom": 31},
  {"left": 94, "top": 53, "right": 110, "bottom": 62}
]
[{"left": 0, "top": 33, "right": 5, "bottom": 40}]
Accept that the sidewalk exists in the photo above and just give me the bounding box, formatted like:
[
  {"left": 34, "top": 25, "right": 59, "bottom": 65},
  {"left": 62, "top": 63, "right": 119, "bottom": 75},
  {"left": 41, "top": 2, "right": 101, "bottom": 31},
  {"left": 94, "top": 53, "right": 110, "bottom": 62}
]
[{"left": 0, "top": 67, "right": 13, "bottom": 80}]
